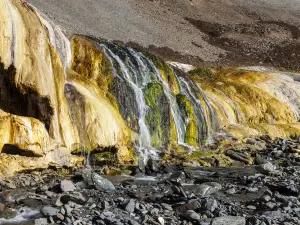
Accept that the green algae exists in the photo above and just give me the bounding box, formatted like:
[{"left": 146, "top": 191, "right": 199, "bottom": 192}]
[
  {"left": 176, "top": 94, "right": 198, "bottom": 147},
  {"left": 189, "top": 67, "right": 213, "bottom": 78},
  {"left": 144, "top": 83, "right": 166, "bottom": 148}
]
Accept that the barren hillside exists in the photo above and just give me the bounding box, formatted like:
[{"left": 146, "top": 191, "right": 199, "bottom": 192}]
[{"left": 29, "top": 0, "right": 300, "bottom": 70}]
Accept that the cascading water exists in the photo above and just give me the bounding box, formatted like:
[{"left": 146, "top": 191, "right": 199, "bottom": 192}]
[
  {"left": 34, "top": 8, "right": 72, "bottom": 70},
  {"left": 178, "top": 76, "right": 218, "bottom": 144},
  {"left": 100, "top": 44, "right": 157, "bottom": 161},
  {"left": 35, "top": 9, "right": 90, "bottom": 165},
  {"left": 98, "top": 41, "right": 214, "bottom": 159},
  {"left": 129, "top": 50, "right": 192, "bottom": 150}
]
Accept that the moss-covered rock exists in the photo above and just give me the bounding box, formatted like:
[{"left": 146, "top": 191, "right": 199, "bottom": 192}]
[
  {"left": 146, "top": 54, "right": 180, "bottom": 95},
  {"left": 189, "top": 67, "right": 213, "bottom": 78},
  {"left": 176, "top": 94, "right": 199, "bottom": 147},
  {"left": 144, "top": 83, "right": 170, "bottom": 148}
]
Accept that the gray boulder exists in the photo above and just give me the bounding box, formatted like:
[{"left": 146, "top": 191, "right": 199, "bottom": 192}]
[
  {"left": 182, "top": 210, "right": 200, "bottom": 222},
  {"left": 34, "top": 218, "right": 48, "bottom": 225},
  {"left": 92, "top": 172, "right": 115, "bottom": 191},
  {"left": 41, "top": 206, "right": 59, "bottom": 216},
  {"left": 210, "top": 216, "right": 246, "bottom": 225},
  {"left": 82, "top": 169, "right": 115, "bottom": 191},
  {"left": 60, "top": 180, "right": 76, "bottom": 192},
  {"left": 197, "top": 182, "right": 222, "bottom": 196},
  {"left": 258, "top": 162, "right": 276, "bottom": 174}
]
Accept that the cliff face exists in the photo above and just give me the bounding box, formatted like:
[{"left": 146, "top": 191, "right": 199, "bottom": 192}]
[
  {"left": 0, "top": 0, "right": 133, "bottom": 175},
  {"left": 1, "top": 0, "right": 300, "bottom": 176}
]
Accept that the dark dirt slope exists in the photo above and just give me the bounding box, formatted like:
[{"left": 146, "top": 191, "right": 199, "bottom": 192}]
[{"left": 29, "top": 0, "right": 300, "bottom": 71}]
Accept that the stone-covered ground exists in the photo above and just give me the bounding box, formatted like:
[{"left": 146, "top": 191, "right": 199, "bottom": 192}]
[{"left": 1, "top": 136, "right": 300, "bottom": 225}]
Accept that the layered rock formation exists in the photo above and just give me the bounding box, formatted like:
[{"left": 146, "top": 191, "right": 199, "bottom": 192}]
[{"left": 1, "top": 0, "right": 300, "bottom": 176}]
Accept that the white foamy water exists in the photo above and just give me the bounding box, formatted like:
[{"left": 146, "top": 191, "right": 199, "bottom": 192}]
[{"left": 0, "top": 207, "right": 40, "bottom": 223}]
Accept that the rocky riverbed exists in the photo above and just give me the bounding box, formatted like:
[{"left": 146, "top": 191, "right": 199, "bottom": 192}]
[{"left": 1, "top": 136, "right": 300, "bottom": 225}]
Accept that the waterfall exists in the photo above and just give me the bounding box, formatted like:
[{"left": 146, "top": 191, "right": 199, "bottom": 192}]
[
  {"left": 98, "top": 41, "right": 215, "bottom": 158},
  {"left": 100, "top": 43, "right": 158, "bottom": 161},
  {"left": 127, "top": 49, "right": 187, "bottom": 147},
  {"left": 6, "top": 0, "right": 16, "bottom": 65},
  {"left": 34, "top": 7, "right": 72, "bottom": 70},
  {"left": 177, "top": 77, "right": 218, "bottom": 144},
  {"left": 33, "top": 6, "right": 92, "bottom": 165}
]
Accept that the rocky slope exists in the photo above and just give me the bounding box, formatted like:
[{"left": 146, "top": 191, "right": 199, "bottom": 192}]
[
  {"left": 28, "top": 0, "right": 300, "bottom": 71},
  {"left": 1, "top": 136, "right": 300, "bottom": 225}
]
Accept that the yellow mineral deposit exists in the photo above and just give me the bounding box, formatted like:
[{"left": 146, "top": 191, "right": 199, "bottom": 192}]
[{"left": 1, "top": 0, "right": 300, "bottom": 176}]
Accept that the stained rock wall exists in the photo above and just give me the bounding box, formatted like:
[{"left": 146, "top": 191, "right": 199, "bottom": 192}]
[
  {"left": 0, "top": 0, "right": 134, "bottom": 175},
  {"left": 1, "top": 0, "right": 300, "bottom": 176}
]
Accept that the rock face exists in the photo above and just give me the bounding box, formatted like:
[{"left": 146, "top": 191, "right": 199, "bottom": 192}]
[
  {"left": 2, "top": 0, "right": 300, "bottom": 175},
  {"left": 0, "top": 0, "right": 133, "bottom": 175}
]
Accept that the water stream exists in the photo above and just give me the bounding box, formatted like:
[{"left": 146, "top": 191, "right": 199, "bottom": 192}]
[{"left": 99, "top": 42, "right": 214, "bottom": 159}]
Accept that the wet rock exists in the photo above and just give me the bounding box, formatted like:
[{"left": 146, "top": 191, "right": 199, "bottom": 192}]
[
  {"left": 34, "top": 218, "right": 48, "bottom": 225},
  {"left": 91, "top": 172, "right": 115, "bottom": 191},
  {"left": 161, "top": 203, "right": 173, "bottom": 211},
  {"left": 158, "top": 217, "right": 165, "bottom": 225},
  {"left": 261, "top": 195, "right": 271, "bottom": 202},
  {"left": 22, "top": 198, "right": 44, "bottom": 208},
  {"left": 0, "top": 209, "right": 17, "bottom": 219},
  {"left": 197, "top": 182, "right": 222, "bottom": 196},
  {"left": 254, "top": 154, "right": 267, "bottom": 165},
  {"left": 211, "top": 216, "right": 246, "bottom": 225},
  {"left": 41, "top": 206, "right": 59, "bottom": 216},
  {"left": 225, "top": 150, "right": 249, "bottom": 164},
  {"left": 60, "top": 180, "right": 76, "bottom": 192},
  {"left": 262, "top": 210, "right": 287, "bottom": 218},
  {"left": 258, "top": 162, "right": 277, "bottom": 174},
  {"left": 267, "top": 183, "right": 299, "bottom": 196},
  {"left": 129, "top": 219, "right": 140, "bottom": 225},
  {"left": 175, "top": 199, "right": 201, "bottom": 214},
  {"left": 147, "top": 158, "right": 159, "bottom": 172},
  {"left": 247, "top": 205, "right": 256, "bottom": 210},
  {"left": 138, "top": 159, "right": 146, "bottom": 172},
  {"left": 203, "top": 198, "right": 218, "bottom": 212},
  {"left": 82, "top": 169, "right": 93, "bottom": 186},
  {"left": 125, "top": 199, "right": 135, "bottom": 213},
  {"left": 225, "top": 186, "right": 236, "bottom": 195},
  {"left": 182, "top": 210, "right": 200, "bottom": 222},
  {"left": 56, "top": 212, "right": 64, "bottom": 220},
  {"left": 75, "top": 181, "right": 88, "bottom": 190},
  {"left": 168, "top": 171, "right": 186, "bottom": 182},
  {"left": 133, "top": 177, "right": 158, "bottom": 186}
]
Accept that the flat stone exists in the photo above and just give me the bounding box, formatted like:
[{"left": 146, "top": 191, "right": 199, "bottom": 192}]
[
  {"left": 56, "top": 212, "right": 64, "bottom": 220},
  {"left": 158, "top": 217, "right": 165, "bottom": 225},
  {"left": 60, "top": 180, "right": 76, "bottom": 192},
  {"left": 34, "top": 218, "right": 48, "bottom": 225},
  {"left": 197, "top": 182, "right": 222, "bottom": 196},
  {"left": 258, "top": 162, "right": 277, "bottom": 174},
  {"left": 175, "top": 200, "right": 201, "bottom": 214},
  {"left": 92, "top": 173, "right": 116, "bottom": 191},
  {"left": 225, "top": 150, "right": 249, "bottom": 164},
  {"left": 203, "top": 198, "right": 218, "bottom": 212},
  {"left": 210, "top": 216, "right": 246, "bottom": 225},
  {"left": 75, "top": 181, "right": 88, "bottom": 190},
  {"left": 125, "top": 199, "right": 135, "bottom": 213},
  {"left": 41, "top": 206, "right": 59, "bottom": 216},
  {"left": 262, "top": 211, "right": 287, "bottom": 218},
  {"left": 182, "top": 210, "right": 200, "bottom": 222}
]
